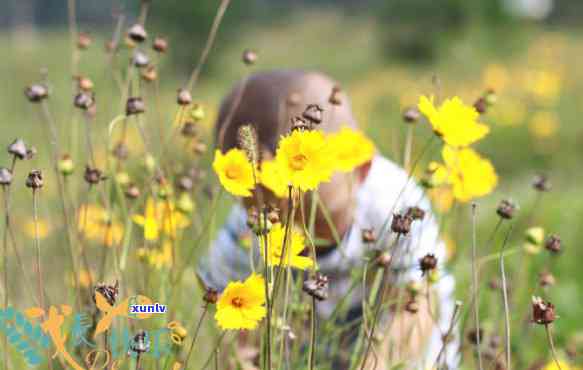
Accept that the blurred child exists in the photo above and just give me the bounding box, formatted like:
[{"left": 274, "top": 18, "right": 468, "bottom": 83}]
[{"left": 198, "top": 70, "right": 458, "bottom": 369}]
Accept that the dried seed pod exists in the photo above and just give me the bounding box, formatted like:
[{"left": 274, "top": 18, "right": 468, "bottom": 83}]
[
  {"left": 77, "top": 32, "right": 92, "bottom": 49},
  {"left": 132, "top": 50, "right": 150, "bottom": 68},
  {"left": 302, "top": 104, "right": 324, "bottom": 125},
  {"left": 128, "top": 24, "right": 147, "bottom": 43},
  {"left": 177, "top": 88, "right": 192, "bottom": 106},
  {"left": 391, "top": 213, "right": 413, "bottom": 235},
  {"left": 25, "top": 170, "right": 44, "bottom": 189},
  {"left": 328, "top": 86, "right": 342, "bottom": 106},
  {"left": 406, "top": 206, "right": 425, "bottom": 221},
  {"left": 152, "top": 37, "right": 168, "bottom": 53},
  {"left": 112, "top": 142, "right": 129, "bottom": 160},
  {"left": 419, "top": 254, "right": 438, "bottom": 275},
  {"left": 94, "top": 281, "right": 119, "bottom": 306},
  {"left": 126, "top": 97, "right": 145, "bottom": 115},
  {"left": 7, "top": 138, "right": 28, "bottom": 160},
  {"left": 539, "top": 271, "right": 556, "bottom": 288},
  {"left": 0, "top": 168, "right": 13, "bottom": 186},
  {"left": 531, "top": 296, "right": 556, "bottom": 325},
  {"left": 242, "top": 49, "right": 258, "bottom": 66},
  {"left": 129, "top": 330, "right": 150, "bottom": 354},
  {"left": 84, "top": 166, "right": 106, "bottom": 185},
  {"left": 532, "top": 174, "right": 551, "bottom": 192},
  {"left": 402, "top": 107, "right": 420, "bottom": 123},
  {"left": 181, "top": 122, "right": 197, "bottom": 138},
  {"left": 496, "top": 199, "right": 517, "bottom": 220},
  {"left": 545, "top": 234, "right": 561, "bottom": 254},
  {"left": 203, "top": 288, "right": 219, "bottom": 305},
  {"left": 24, "top": 84, "right": 49, "bottom": 102},
  {"left": 362, "top": 228, "right": 376, "bottom": 243},
  {"left": 302, "top": 274, "right": 329, "bottom": 301},
  {"left": 74, "top": 92, "right": 95, "bottom": 110}
]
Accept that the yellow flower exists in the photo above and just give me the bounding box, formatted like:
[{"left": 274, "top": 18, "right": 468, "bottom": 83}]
[
  {"left": 78, "top": 204, "right": 123, "bottom": 247},
  {"left": 260, "top": 160, "right": 289, "bottom": 198},
  {"left": 431, "top": 146, "right": 497, "bottom": 202},
  {"left": 261, "top": 223, "right": 313, "bottom": 270},
  {"left": 137, "top": 241, "right": 173, "bottom": 269},
  {"left": 156, "top": 201, "right": 190, "bottom": 239},
  {"left": 132, "top": 198, "right": 160, "bottom": 241},
  {"left": 275, "top": 130, "right": 333, "bottom": 191},
  {"left": 215, "top": 273, "right": 266, "bottom": 330},
  {"left": 529, "top": 111, "right": 559, "bottom": 139},
  {"left": 213, "top": 149, "right": 255, "bottom": 197},
  {"left": 23, "top": 218, "right": 52, "bottom": 240},
  {"left": 543, "top": 360, "right": 571, "bottom": 370},
  {"left": 418, "top": 95, "right": 490, "bottom": 147},
  {"left": 328, "top": 126, "right": 375, "bottom": 172}
]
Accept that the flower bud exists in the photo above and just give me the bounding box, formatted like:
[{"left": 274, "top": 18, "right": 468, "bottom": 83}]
[
  {"left": 24, "top": 84, "right": 49, "bottom": 102},
  {"left": 125, "top": 183, "right": 140, "bottom": 200},
  {"left": 112, "top": 142, "right": 129, "bottom": 160},
  {"left": 361, "top": 228, "right": 376, "bottom": 243},
  {"left": 545, "top": 234, "right": 561, "bottom": 254},
  {"left": 496, "top": 199, "right": 517, "bottom": 220},
  {"left": 77, "top": 76, "right": 94, "bottom": 91},
  {"left": 467, "top": 328, "right": 484, "bottom": 346},
  {"left": 525, "top": 227, "right": 544, "bottom": 245},
  {"left": 8, "top": 138, "right": 28, "bottom": 160},
  {"left": 77, "top": 32, "right": 92, "bottom": 50},
  {"left": 176, "top": 175, "right": 194, "bottom": 192},
  {"left": 26, "top": 170, "right": 44, "bottom": 189},
  {"left": 375, "top": 252, "right": 392, "bottom": 268},
  {"left": 126, "top": 97, "right": 145, "bottom": 115},
  {"left": 181, "top": 122, "right": 197, "bottom": 138},
  {"left": 84, "top": 166, "right": 105, "bottom": 185},
  {"left": 153, "top": 37, "right": 168, "bottom": 53},
  {"left": 419, "top": 253, "right": 438, "bottom": 275},
  {"left": 406, "top": 206, "right": 425, "bottom": 221},
  {"left": 473, "top": 97, "right": 487, "bottom": 114},
  {"left": 132, "top": 50, "right": 150, "bottom": 68},
  {"left": 177, "top": 192, "right": 194, "bottom": 214},
  {"left": 0, "top": 168, "right": 13, "bottom": 186},
  {"left": 203, "top": 288, "right": 219, "bottom": 304},
  {"left": 58, "top": 155, "right": 75, "bottom": 176},
  {"left": 532, "top": 174, "right": 551, "bottom": 192},
  {"left": 128, "top": 24, "right": 147, "bottom": 43},
  {"left": 115, "top": 172, "right": 130, "bottom": 186},
  {"left": 485, "top": 89, "right": 497, "bottom": 106},
  {"left": 391, "top": 213, "right": 413, "bottom": 235},
  {"left": 177, "top": 88, "right": 192, "bottom": 106},
  {"left": 302, "top": 274, "right": 329, "bottom": 301},
  {"left": 141, "top": 66, "right": 158, "bottom": 82},
  {"left": 189, "top": 104, "right": 205, "bottom": 122},
  {"left": 328, "top": 86, "right": 342, "bottom": 106},
  {"left": 539, "top": 271, "right": 556, "bottom": 288},
  {"left": 242, "top": 49, "right": 258, "bottom": 66}
]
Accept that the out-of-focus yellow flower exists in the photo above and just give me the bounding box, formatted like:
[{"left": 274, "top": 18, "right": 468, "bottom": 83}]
[
  {"left": 482, "top": 64, "right": 509, "bottom": 92},
  {"left": 156, "top": 200, "right": 190, "bottom": 239},
  {"left": 78, "top": 204, "right": 123, "bottom": 247},
  {"left": 418, "top": 95, "right": 490, "bottom": 147},
  {"left": 275, "top": 130, "right": 333, "bottom": 191},
  {"left": 68, "top": 269, "right": 94, "bottom": 288},
  {"left": 491, "top": 101, "right": 527, "bottom": 127},
  {"left": 524, "top": 69, "right": 561, "bottom": 104},
  {"left": 215, "top": 273, "right": 266, "bottom": 330},
  {"left": 428, "top": 187, "right": 455, "bottom": 214},
  {"left": 261, "top": 223, "right": 313, "bottom": 270},
  {"left": 529, "top": 111, "right": 559, "bottom": 139},
  {"left": 543, "top": 360, "right": 572, "bottom": 370},
  {"left": 137, "top": 241, "right": 173, "bottom": 270},
  {"left": 132, "top": 198, "right": 160, "bottom": 242},
  {"left": 260, "top": 159, "right": 289, "bottom": 199},
  {"left": 526, "top": 227, "right": 545, "bottom": 245},
  {"left": 23, "top": 218, "right": 52, "bottom": 240},
  {"left": 327, "top": 126, "right": 375, "bottom": 172},
  {"left": 431, "top": 146, "right": 497, "bottom": 202},
  {"left": 213, "top": 149, "right": 255, "bottom": 197}
]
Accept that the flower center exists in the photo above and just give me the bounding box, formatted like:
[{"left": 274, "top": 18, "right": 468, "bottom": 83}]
[
  {"left": 231, "top": 297, "right": 244, "bottom": 308},
  {"left": 225, "top": 166, "right": 241, "bottom": 180},
  {"left": 289, "top": 154, "right": 308, "bottom": 171}
]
